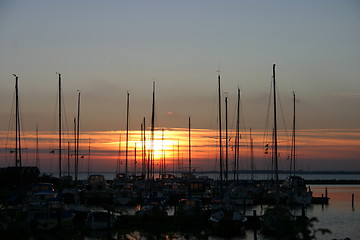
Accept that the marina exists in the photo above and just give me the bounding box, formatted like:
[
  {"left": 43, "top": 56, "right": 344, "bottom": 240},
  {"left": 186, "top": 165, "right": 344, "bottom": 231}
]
[{"left": 1, "top": 168, "right": 359, "bottom": 239}]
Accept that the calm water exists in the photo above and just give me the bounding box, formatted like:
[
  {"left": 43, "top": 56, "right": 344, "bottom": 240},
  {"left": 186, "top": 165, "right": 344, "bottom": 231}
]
[
  {"left": 238, "top": 185, "right": 360, "bottom": 240},
  {"left": 306, "top": 185, "right": 360, "bottom": 240}
]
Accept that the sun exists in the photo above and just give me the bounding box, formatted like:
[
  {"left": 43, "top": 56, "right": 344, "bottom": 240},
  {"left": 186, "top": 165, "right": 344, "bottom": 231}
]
[{"left": 146, "top": 139, "right": 174, "bottom": 161}]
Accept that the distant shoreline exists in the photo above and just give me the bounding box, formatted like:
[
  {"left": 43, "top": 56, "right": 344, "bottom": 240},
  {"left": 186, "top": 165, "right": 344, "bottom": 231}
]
[
  {"left": 193, "top": 170, "right": 360, "bottom": 175},
  {"left": 71, "top": 170, "right": 360, "bottom": 175}
]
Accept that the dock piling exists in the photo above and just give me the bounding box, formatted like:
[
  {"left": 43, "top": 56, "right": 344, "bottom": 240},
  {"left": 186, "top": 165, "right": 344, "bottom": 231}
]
[{"left": 325, "top": 187, "right": 328, "bottom": 198}]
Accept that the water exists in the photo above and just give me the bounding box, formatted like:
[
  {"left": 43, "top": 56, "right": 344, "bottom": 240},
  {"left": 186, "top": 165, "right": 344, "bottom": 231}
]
[
  {"left": 239, "top": 185, "right": 360, "bottom": 240},
  {"left": 306, "top": 185, "right": 360, "bottom": 240}
]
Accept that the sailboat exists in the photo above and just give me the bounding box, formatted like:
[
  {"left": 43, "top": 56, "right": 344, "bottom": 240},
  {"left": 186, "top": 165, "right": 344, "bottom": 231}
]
[
  {"left": 261, "top": 64, "right": 286, "bottom": 204},
  {"left": 228, "top": 90, "right": 260, "bottom": 206},
  {"left": 209, "top": 72, "right": 247, "bottom": 236},
  {"left": 113, "top": 91, "right": 137, "bottom": 205},
  {"left": 261, "top": 65, "right": 306, "bottom": 237},
  {"left": 280, "top": 92, "right": 312, "bottom": 205},
  {"left": 1, "top": 75, "right": 40, "bottom": 205}
]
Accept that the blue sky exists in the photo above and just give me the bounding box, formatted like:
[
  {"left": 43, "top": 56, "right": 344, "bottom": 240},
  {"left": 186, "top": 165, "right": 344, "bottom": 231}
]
[{"left": 1, "top": 0, "right": 359, "bottom": 132}]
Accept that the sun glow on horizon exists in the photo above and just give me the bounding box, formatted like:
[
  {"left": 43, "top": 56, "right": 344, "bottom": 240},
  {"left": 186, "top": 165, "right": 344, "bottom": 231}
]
[{"left": 1, "top": 128, "right": 360, "bottom": 173}]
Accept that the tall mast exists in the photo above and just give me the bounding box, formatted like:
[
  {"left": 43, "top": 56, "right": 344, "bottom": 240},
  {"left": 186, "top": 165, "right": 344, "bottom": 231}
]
[
  {"left": 177, "top": 140, "right": 180, "bottom": 176},
  {"left": 116, "top": 134, "right": 121, "bottom": 173},
  {"left": 141, "top": 119, "right": 146, "bottom": 176},
  {"left": 272, "top": 64, "right": 279, "bottom": 190},
  {"left": 188, "top": 117, "right": 191, "bottom": 177},
  {"left": 163, "top": 129, "right": 166, "bottom": 173},
  {"left": 151, "top": 81, "right": 155, "bottom": 179},
  {"left": 161, "top": 128, "right": 164, "bottom": 175},
  {"left": 87, "top": 138, "right": 91, "bottom": 177},
  {"left": 36, "top": 125, "right": 40, "bottom": 170},
  {"left": 73, "top": 117, "right": 76, "bottom": 177},
  {"left": 67, "top": 141, "right": 70, "bottom": 177},
  {"left": 75, "top": 91, "right": 81, "bottom": 184},
  {"left": 218, "top": 72, "right": 223, "bottom": 185},
  {"left": 13, "top": 74, "right": 22, "bottom": 167},
  {"left": 57, "top": 73, "right": 62, "bottom": 178},
  {"left": 290, "top": 92, "right": 296, "bottom": 175},
  {"left": 234, "top": 88, "right": 240, "bottom": 180},
  {"left": 173, "top": 142, "right": 175, "bottom": 174},
  {"left": 142, "top": 117, "right": 147, "bottom": 178},
  {"left": 250, "top": 128, "right": 254, "bottom": 180},
  {"left": 225, "top": 96, "right": 228, "bottom": 182},
  {"left": 125, "top": 91, "right": 129, "bottom": 176},
  {"left": 134, "top": 142, "right": 137, "bottom": 176}
]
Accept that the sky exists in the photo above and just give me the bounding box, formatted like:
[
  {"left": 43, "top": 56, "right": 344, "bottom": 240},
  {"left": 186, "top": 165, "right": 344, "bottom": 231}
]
[{"left": 0, "top": 1, "right": 359, "bottom": 174}]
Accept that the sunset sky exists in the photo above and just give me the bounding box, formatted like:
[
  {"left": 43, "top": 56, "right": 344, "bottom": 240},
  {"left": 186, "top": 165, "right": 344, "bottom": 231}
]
[{"left": 0, "top": 1, "right": 359, "bottom": 175}]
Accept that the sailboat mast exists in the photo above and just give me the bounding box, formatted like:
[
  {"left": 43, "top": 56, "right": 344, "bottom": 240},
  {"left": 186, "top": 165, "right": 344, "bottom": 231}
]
[
  {"left": 218, "top": 73, "right": 223, "bottom": 184},
  {"left": 116, "top": 134, "right": 121, "bottom": 173},
  {"left": 177, "top": 140, "right": 180, "bottom": 176},
  {"left": 173, "top": 142, "right": 175, "bottom": 174},
  {"left": 13, "top": 74, "right": 22, "bottom": 167},
  {"left": 125, "top": 91, "right": 129, "bottom": 176},
  {"left": 151, "top": 81, "right": 155, "bottom": 179},
  {"left": 75, "top": 91, "right": 81, "bottom": 184},
  {"left": 290, "top": 92, "right": 296, "bottom": 175},
  {"left": 87, "top": 138, "right": 91, "bottom": 177},
  {"left": 57, "top": 73, "right": 62, "bottom": 179},
  {"left": 141, "top": 120, "right": 145, "bottom": 176},
  {"left": 36, "top": 125, "right": 40, "bottom": 169},
  {"left": 134, "top": 142, "right": 137, "bottom": 176},
  {"left": 142, "top": 117, "right": 147, "bottom": 178},
  {"left": 272, "top": 64, "right": 279, "bottom": 189},
  {"left": 250, "top": 128, "right": 254, "bottom": 180},
  {"left": 67, "top": 141, "right": 70, "bottom": 177},
  {"left": 73, "top": 117, "right": 76, "bottom": 178},
  {"left": 188, "top": 117, "right": 191, "bottom": 177},
  {"left": 161, "top": 128, "right": 165, "bottom": 175},
  {"left": 234, "top": 88, "right": 240, "bottom": 180},
  {"left": 225, "top": 96, "right": 228, "bottom": 182}
]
